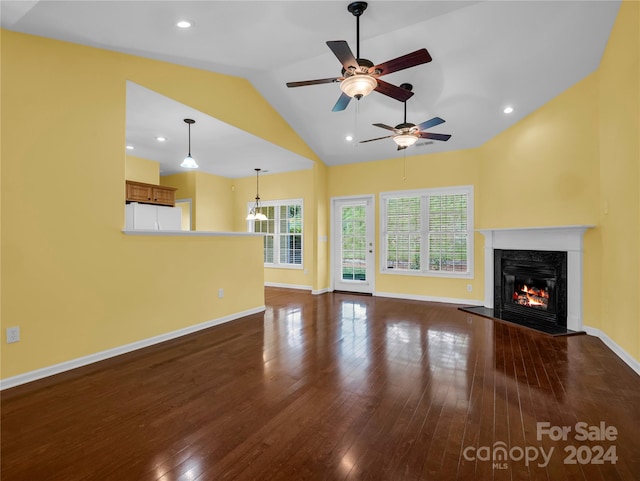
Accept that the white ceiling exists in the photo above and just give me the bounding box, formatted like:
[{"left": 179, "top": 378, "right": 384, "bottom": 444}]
[{"left": 1, "top": 1, "right": 621, "bottom": 178}]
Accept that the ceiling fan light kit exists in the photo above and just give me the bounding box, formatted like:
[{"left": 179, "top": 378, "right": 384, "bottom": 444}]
[
  {"left": 286, "top": 1, "right": 432, "bottom": 112},
  {"left": 339, "top": 74, "right": 377, "bottom": 99},
  {"left": 393, "top": 133, "right": 419, "bottom": 148},
  {"left": 360, "top": 83, "right": 452, "bottom": 150}
]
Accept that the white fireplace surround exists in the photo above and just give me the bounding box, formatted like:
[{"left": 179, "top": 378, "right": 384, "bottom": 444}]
[{"left": 479, "top": 225, "right": 594, "bottom": 332}]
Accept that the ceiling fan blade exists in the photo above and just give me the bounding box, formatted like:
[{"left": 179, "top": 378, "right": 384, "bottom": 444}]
[
  {"left": 286, "top": 77, "right": 341, "bottom": 88},
  {"left": 419, "top": 132, "right": 452, "bottom": 142},
  {"left": 416, "top": 117, "right": 445, "bottom": 131},
  {"left": 372, "top": 123, "right": 397, "bottom": 132},
  {"left": 360, "top": 135, "right": 394, "bottom": 143},
  {"left": 327, "top": 40, "right": 358, "bottom": 71},
  {"left": 374, "top": 79, "right": 414, "bottom": 102},
  {"left": 332, "top": 92, "right": 352, "bottom": 112},
  {"left": 371, "top": 48, "right": 432, "bottom": 77}
]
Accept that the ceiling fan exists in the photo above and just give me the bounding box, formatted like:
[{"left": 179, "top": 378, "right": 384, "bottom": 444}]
[
  {"left": 360, "top": 83, "right": 451, "bottom": 150},
  {"left": 286, "top": 1, "right": 433, "bottom": 112}
]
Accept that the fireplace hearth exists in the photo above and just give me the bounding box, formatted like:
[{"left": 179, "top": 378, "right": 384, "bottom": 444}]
[
  {"left": 460, "top": 225, "right": 593, "bottom": 336},
  {"left": 494, "top": 249, "right": 567, "bottom": 330}
]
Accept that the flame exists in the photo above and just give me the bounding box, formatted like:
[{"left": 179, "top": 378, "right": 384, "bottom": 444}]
[{"left": 514, "top": 284, "right": 549, "bottom": 308}]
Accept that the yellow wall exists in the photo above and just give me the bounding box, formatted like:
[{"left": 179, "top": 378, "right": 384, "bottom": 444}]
[
  {"left": 313, "top": 161, "right": 330, "bottom": 292},
  {"left": 0, "top": 31, "right": 314, "bottom": 380},
  {"left": 233, "top": 169, "right": 316, "bottom": 288},
  {"left": 161, "top": 172, "right": 234, "bottom": 231},
  {"left": 596, "top": 0, "right": 639, "bottom": 359},
  {"left": 125, "top": 154, "right": 160, "bottom": 184},
  {"left": 479, "top": 72, "right": 602, "bottom": 329},
  {"left": 161, "top": 172, "right": 196, "bottom": 228},
  {"left": 328, "top": 149, "right": 483, "bottom": 300},
  {"left": 479, "top": 73, "right": 600, "bottom": 229},
  {"left": 175, "top": 200, "right": 192, "bottom": 231},
  {"left": 194, "top": 172, "right": 234, "bottom": 231}
]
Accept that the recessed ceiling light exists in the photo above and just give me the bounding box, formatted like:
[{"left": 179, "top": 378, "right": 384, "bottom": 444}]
[
  {"left": 345, "top": 135, "right": 353, "bottom": 142},
  {"left": 503, "top": 106, "right": 514, "bottom": 114},
  {"left": 126, "top": 145, "right": 134, "bottom": 150},
  {"left": 176, "top": 21, "right": 191, "bottom": 29},
  {"left": 155, "top": 136, "right": 167, "bottom": 142}
]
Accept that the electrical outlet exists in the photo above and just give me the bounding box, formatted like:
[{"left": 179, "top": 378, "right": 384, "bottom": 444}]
[
  {"left": 467, "top": 284, "right": 473, "bottom": 292},
  {"left": 6, "top": 326, "right": 20, "bottom": 344},
  {"left": 218, "top": 288, "right": 224, "bottom": 299}
]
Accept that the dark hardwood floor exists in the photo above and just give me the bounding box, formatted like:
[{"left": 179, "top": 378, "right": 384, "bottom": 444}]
[{"left": 2, "top": 287, "right": 639, "bottom": 480}]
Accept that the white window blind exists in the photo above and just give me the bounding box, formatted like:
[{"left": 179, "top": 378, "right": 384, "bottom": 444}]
[
  {"left": 381, "top": 186, "right": 473, "bottom": 278},
  {"left": 249, "top": 199, "right": 303, "bottom": 268}
]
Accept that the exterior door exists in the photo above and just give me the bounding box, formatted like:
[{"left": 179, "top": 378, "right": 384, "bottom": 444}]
[{"left": 332, "top": 196, "right": 375, "bottom": 294}]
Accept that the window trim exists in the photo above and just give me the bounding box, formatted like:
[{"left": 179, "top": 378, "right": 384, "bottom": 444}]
[
  {"left": 247, "top": 198, "right": 304, "bottom": 270},
  {"left": 380, "top": 185, "right": 474, "bottom": 279}
]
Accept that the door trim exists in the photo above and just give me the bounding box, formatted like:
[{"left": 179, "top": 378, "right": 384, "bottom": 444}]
[{"left": 330, "top": 195, "right": 375, "bottom": 294}]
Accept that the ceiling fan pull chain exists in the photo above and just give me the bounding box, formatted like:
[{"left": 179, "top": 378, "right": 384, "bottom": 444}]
[
  {"left": 403, "top": 150, "right": 407, "bottom": 182},
  {"left": 355, "top": 99, "right": 360, "bottom": 145}
]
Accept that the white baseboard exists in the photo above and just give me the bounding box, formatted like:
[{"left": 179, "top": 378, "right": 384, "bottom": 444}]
[
  {"left": 312, "top": 287, "right": 332, "bottom": 295},
  {"left": 375, "top": 291, "right": 484, "bottom": 306},
  {"left": 0, "top": 306, "right": 266, "bottom": 391},
  {"left": 583, "top": 326, "right": 640, "bottom": 376},
  {"left": 264, "top": 282, "right": 312, "bottom": 291}
]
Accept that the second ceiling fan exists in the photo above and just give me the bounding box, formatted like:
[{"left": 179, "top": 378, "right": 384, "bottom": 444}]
[
  {"left": 286, "top": 1, "right": 433, "bottom": 112},
  {"left": 360, "top": 83, "right": 452, "bottom": 150}
]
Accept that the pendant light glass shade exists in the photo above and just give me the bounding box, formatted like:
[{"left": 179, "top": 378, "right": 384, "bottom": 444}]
[
  {"left": 393, "top": 133, "right": 419, "bottom": 148},
  {"left": 180, "top": 118, "right": 198, "bottom": 169},
  {"left": 339, "top": 74, "right": 377, "bottom": 99},
  {"left": 247, "top": 168, "right": 267, "bottom": 221},
  {"left": 247, "top": 210, "right": 268, "bottom": 221},
  {"left": 181, "top": 155, "right": 198, "bottom": 169}
]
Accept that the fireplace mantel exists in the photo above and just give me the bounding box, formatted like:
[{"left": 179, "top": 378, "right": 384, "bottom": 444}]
[{"left": 478, "top": 225, "right": 594, "bottom": 331}]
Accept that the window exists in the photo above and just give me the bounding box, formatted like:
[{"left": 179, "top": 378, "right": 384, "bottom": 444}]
[
  {"left": 249, "top": 199, "right": 303, "bottom": 268},
  {"left": 381, "top": 186, "right": 473, "bottom": 278}
]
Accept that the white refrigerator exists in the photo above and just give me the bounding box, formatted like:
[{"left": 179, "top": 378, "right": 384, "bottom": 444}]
[{"left": 125, "top": 203, "right": 182, "bottom": 231}]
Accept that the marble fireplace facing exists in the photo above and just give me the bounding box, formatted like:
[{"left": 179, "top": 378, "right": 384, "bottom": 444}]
[{"left": 478, "top": 226, "right": 593, "bottom": 332}]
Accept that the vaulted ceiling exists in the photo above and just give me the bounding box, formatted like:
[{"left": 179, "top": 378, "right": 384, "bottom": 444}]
[{"left": 1, "top": 1, "right": 621, "bottom": 178}]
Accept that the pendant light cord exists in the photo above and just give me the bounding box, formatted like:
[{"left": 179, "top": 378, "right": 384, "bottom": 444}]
[{"left": 187, "top": 123, "right": 191, "bottom": 156}]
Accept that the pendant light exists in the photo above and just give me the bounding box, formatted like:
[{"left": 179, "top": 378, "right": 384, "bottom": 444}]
[
  {"left": 246, "top": 168, "right": 268, "bottom": 221},
  {"left": 180, "top": 118, "right": 198, "bottom": 169}
]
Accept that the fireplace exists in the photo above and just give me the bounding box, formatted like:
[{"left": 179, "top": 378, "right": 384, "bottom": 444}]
[
  {"left": 476, "top": 225, "right": 593, "bottom": 333},
  {"left": 494, "top": 249, "right": 567, "bottom": 329}
]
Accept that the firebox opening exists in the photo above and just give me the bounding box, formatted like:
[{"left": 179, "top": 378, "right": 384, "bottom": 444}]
[
  {"left": 509, "top": 277, "right": 551, "bottom": 310},
  {"left": 494, "top": 249, "right": 567, "bottom": 329}
]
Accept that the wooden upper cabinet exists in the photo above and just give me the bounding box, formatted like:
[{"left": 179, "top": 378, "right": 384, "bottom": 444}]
[
  {"left": 125, "top": 181, "right": 177, "bottom": 207},
  {"left": 151, "top": 186, "right": 176, "bottom": 206}
]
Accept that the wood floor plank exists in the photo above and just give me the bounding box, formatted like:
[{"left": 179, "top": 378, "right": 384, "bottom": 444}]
[{"left": 2, "top": 287, "right": 639, "bottom": 480}]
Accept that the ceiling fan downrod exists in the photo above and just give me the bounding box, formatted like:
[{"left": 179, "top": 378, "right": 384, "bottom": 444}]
[
  {"left": 398, "top": 83, "right": 414, "bottom": 129},
  {"left": 347, "top": 1, "right": 368, "bottom": 60}
]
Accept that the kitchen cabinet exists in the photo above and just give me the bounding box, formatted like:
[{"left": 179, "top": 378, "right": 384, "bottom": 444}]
[{"left": 125, "top": 180, "right": 177, "bottom": 207}]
